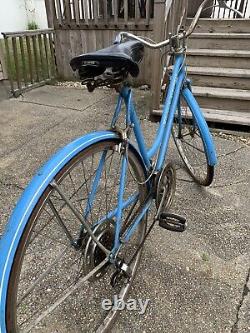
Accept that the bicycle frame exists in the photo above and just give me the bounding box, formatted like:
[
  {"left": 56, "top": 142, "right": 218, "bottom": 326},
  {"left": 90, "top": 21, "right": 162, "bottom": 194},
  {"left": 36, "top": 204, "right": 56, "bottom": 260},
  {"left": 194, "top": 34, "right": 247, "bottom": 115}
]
[{"left": 86, "top": 53, "right": 217, "bottom": 256}]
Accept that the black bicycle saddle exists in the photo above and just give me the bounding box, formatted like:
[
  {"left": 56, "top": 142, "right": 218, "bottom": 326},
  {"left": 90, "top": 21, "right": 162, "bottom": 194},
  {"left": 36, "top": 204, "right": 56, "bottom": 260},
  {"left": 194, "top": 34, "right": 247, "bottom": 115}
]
[{"left": 70, "top": 40, "right": 144, "bottom": 79}]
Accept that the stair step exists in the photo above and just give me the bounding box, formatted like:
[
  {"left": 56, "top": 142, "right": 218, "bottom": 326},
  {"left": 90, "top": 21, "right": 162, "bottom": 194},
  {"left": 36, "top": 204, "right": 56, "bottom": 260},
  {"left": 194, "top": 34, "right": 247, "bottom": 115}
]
[
  {"left": 186, "top": 48, "right": 250, "bottom": 69},
  {"left": 188, "top": 66, "right": 250, "bottom": 78},
  {"left": 187, "top": 66, "right": 250, "bottom": 90},
  {"left": 187, "top": 49, "right": 250, "bottom": 58},
  {"left": 193, "top": 86, "right": 250, "bottom": 100},
  {"left": 189, "top": 32, "right": 250, "bottom": 39},
  {"left": 186, "top": 18, "right": 250, "bottom": 34},
  {"left": 192, "top": 86, "right": 250, "bottom": 112},
  {"left": 201, "top": 108, "right": 250, "bottom": 126},
  {"left": 152, "top": 108, "right": 250, "bottom": 127},
  {"left": 188, "top": 33, "right": 250, "bottom": 50}
]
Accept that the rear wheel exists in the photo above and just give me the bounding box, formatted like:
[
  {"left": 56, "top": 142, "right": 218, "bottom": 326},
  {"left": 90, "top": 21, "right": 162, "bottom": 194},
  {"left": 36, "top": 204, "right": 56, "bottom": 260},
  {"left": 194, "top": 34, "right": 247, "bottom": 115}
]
[
  {"left": 6, "top": 140, "right": 148, "bottom": 333},
  {"left": 172, "top": 95, "right": 214, "bottom": 186}
]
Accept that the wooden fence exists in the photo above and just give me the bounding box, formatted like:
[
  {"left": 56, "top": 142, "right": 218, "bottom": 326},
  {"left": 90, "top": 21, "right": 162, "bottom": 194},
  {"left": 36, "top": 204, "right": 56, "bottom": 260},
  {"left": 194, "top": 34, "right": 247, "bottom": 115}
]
[
  {"left": 1, "top": 29, "right": 57, "bottom": 96},
  {"left": 50, "top": 0, "right": 155, "bottom": 29},
  {"left": 45, "top": 0, "right": 187, "bottom": 109}
]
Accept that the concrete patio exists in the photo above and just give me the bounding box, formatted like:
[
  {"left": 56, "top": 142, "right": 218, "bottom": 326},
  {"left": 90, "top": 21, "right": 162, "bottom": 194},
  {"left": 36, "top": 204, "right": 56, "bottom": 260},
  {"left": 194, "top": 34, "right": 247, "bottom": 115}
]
[{"left": 0, "top": 85, "right": 249, "bottom": 333}]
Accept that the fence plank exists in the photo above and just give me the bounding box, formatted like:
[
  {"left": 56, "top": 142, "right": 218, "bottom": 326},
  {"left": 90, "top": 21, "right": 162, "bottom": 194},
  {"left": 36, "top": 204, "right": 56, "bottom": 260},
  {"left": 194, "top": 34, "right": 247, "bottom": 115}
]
[
  {"left": 83, "top": 0, "right": 89, "bottom": 24},
  {"left": 25, "top": 35, "right": 34, "bottom": 83},
  {"left": 44, "top": 0, "right": 54, "bottom": 28},
  {"left": 103, "top": 0, "right": 108, "bottom": 25},
  {"left": 4, "top": 38, "right": 14, "bottom": 91},
  {"left": 93, "top": 0, "right": 98, "bottom": 25},
  {"left": 135, "top": 0, "right": 140, "bottom": 25},
  {"left": 55, "top": 0, "right": 63, "bottom": 26},
  {"left": 19, "top": 37, "right": 28, "bottom": 86},
  {"left": 31, "top": 35, "right": 40, "bottom": 82},
  {"left": 146, "top": 0, "right": 151, "bottom": 26},
  {"left": 114, "top": 0, "right": 118, "bottom": 26},
  {"left": 74, "top": 0, "right": 80, "bottom": 26},
  {"left": 0, "top": 39, "right": 8, "bottom": 80},
  {"left": 54, "top": 31, "right": 64, "bottom": 78},
  {"left": 88, "top": 0, "right": 93, "bottom": 19},
  {"left": 124, "top": 0, "right": 128, "bottom": 25},
  {"left": 43, "top": 33, "right": 50, "bottom": 79},
  {"left": 38, "top": 34, "right": 46, "bottom": 80},
  {"left": 71, "top": 0, "right": 76, "bottom": 24},
  {"left": 12, "top": 37, "right": 22, "bottom": 90},
  {"left": 63, "top": 0, "right": 71, "bottom": 26}
]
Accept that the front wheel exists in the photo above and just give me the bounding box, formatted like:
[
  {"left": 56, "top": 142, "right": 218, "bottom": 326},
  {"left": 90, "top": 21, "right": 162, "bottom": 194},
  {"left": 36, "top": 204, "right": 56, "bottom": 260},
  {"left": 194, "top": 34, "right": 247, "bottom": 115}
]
[
  {"left": 172, "top": 95, "right": 214, "bottom": 186},
  {"left": 5, "top": 139, "right": 148, "bottom": 333}
]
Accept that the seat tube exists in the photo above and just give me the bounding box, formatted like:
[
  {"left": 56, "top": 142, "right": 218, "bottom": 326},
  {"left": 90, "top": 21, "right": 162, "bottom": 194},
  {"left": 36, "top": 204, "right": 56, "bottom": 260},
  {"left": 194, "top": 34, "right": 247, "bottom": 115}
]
[
  {"left": 122, "top": 87, "right": 151, "bottom": 169},
  {"left": 114, "top": 152, "right": 127, "bottom": 250}
]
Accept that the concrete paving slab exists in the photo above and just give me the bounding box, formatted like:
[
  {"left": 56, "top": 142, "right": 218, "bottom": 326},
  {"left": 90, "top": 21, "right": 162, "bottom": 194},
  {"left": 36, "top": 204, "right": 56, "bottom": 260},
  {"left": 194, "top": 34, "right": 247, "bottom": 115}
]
[{"left": 0, "top": 85, "right": 249, "bottom": 333}]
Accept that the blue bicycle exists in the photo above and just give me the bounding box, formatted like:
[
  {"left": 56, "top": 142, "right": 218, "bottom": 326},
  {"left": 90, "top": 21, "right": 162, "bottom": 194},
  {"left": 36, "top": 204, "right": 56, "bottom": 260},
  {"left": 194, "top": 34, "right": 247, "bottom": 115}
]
[{"left": 0, "top": 1, "right": 221, "bottom": 332}]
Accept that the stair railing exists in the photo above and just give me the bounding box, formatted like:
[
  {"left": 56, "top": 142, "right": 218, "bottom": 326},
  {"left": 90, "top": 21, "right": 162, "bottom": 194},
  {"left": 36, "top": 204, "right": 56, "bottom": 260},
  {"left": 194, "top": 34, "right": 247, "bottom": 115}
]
[{"left": 212, "top": 0, "right": 250, "bottom": 18}]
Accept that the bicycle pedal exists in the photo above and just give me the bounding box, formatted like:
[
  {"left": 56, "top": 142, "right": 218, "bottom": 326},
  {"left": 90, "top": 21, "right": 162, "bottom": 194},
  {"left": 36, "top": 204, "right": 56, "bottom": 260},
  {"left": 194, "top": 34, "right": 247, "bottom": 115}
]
[{"left": 159, "top": 213, "right": 187, "bottom": 232}]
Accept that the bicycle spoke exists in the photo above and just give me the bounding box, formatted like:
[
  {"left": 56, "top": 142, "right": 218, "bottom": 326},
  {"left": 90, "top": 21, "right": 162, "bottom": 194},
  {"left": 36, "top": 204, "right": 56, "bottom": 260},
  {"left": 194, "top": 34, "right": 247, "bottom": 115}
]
[
  {"left": 47, "top": 199, "right": 75, "bottom": 244},
  {"left": 181, "top": 139, "right": 205, "bottom": 154},
  {"left": 81, "top": 161, "right": 95, "bottom": 224},
  {"left": 9, "top": 140, "right": 147, "bottom": 333},
  {"left": 17, "top": 247, "right": 69, "bottom": 306},
  {"left": 51, "top": 180, "right": 110, "bottom": 256},
  {"left": 22, "top": 259, "right": 109, "bottom": 333}
]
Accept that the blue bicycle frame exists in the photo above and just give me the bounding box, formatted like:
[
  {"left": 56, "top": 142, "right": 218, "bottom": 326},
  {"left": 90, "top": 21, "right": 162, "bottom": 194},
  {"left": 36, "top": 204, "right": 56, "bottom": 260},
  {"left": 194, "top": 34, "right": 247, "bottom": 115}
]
[
  {"left": 0, "top": 54, "right": 217, "bottom": 333},
  {"left": 86, "top": 53, "right": 217, "bottom": 256}
]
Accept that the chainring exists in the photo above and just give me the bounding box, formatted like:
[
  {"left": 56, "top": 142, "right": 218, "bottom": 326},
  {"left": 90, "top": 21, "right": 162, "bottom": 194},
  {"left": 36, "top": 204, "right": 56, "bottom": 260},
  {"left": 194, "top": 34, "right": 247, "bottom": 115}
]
[
  {"left": 156, "top": 163, "right": 176, "bottom": 212},
  {"left": 83, "top": 219, "right": 115, "bottom": 281}
]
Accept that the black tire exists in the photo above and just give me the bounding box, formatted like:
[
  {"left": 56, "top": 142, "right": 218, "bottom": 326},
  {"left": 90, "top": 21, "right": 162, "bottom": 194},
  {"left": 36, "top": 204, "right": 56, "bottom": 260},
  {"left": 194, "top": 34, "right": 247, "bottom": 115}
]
[
  {"left": 6, "top": 139, "right": 148, "bottom": 333},
  {"left": 172, "top": 96, "right": 214, "bottom": 186}
]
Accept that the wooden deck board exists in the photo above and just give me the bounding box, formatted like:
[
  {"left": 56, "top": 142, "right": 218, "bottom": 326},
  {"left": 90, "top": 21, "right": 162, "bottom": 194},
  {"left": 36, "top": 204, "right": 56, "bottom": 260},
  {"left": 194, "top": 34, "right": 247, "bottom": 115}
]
[{"left": 152, "top": 108, "right": 250, "bottom": 127}]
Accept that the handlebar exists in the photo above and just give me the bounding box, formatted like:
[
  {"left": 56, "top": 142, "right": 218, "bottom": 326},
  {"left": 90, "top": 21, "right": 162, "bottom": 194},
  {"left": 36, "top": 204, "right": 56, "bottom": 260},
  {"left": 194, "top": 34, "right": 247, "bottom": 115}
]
[{"left": 117, "top": 0, "right": 242, "bottom": 50}]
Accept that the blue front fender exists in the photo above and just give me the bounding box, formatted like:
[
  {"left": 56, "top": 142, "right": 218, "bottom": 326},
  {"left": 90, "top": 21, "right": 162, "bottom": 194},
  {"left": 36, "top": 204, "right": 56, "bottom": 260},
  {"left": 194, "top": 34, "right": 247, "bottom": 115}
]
[
  {"left": 0, "top": 130, "right": 121, "bottom": 332},
  {"left": 182, "top": 87, "right": 217, "bottom": 166}
]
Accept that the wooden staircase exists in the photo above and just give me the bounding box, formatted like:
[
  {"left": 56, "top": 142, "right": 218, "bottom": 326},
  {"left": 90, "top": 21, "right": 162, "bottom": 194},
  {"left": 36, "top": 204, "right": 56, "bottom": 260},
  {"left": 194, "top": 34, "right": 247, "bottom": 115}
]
[{"left": 185, "top": 18, "right": 250, "bottom": 127}]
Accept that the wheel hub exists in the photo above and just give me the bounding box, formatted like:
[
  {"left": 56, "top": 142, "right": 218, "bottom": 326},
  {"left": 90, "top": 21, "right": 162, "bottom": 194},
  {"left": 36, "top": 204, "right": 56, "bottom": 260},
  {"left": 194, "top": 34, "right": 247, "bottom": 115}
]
[
  {"left": 156, "top": 163, "right": 176, "bottom": 212},
  {"left": 83, "top": 219, "right": 114, "bottom": 280}
]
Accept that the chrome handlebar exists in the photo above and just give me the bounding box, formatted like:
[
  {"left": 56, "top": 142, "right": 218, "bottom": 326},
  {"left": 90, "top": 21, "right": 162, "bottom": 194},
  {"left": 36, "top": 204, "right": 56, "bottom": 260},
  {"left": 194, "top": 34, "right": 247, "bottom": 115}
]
[{"left": 117, "top": 0, "right": 243, "bottom": 50}]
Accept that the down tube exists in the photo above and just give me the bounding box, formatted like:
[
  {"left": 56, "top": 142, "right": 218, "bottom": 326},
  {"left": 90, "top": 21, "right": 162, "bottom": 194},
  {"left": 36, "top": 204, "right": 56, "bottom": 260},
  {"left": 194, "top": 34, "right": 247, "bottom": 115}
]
[
  {"left": 148, "top": 54, "right": 184, "bottom": 159},
  {"left": 156, "top": 69, "right": 186, "bottom": 170},
  {"left": 182, "top": 87, "right": 217, "bottom": 166}
]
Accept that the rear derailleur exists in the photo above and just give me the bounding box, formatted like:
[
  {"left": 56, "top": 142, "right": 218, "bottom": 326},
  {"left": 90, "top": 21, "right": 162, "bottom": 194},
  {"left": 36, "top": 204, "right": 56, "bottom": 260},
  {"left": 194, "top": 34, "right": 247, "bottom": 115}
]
[{"left": 110, "top": 258, "right": 132, "bottom": 288}]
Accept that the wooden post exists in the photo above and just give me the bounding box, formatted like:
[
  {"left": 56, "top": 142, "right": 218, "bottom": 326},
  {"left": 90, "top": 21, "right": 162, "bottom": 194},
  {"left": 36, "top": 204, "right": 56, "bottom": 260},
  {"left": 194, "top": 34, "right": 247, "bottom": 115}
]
[
  {"left": 44, "top": 0, "right": 54, "bottom": 28},
  {"left": 26, "top": 35, "right": 34, "bottom": 84},
  {"left": 0, "top": 40, "right": 8, "bottom": 80},
  {"left": 19, "top": 37, "right": 28, "bottom": 86},
  {"left": 151, "top": 0, "right": 166, "bottom": 111}
]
